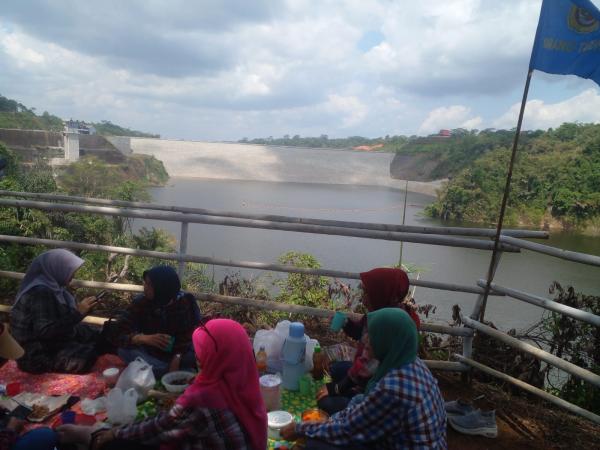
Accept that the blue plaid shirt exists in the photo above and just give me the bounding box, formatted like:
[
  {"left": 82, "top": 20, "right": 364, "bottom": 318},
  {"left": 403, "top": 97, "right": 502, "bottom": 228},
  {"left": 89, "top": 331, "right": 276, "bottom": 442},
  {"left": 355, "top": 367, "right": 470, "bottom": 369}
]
[{"left": 298, "top": 358, "right": 447, "bottom": 449}]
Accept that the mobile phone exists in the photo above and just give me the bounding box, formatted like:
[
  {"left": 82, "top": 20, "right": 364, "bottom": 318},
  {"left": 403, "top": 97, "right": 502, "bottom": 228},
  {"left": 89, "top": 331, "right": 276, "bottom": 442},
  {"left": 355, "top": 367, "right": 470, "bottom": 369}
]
[{"left": 95, "top": 290, "right": 108, "bottom": 300}]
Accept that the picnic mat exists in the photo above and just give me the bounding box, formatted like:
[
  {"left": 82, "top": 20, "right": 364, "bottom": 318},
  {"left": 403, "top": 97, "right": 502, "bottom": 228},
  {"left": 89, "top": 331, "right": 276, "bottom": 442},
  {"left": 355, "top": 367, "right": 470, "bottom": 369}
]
[
  {"left": 0, "top": 354, "right": 126, "bottom": 398},
  {"left": 267, "top": 380, "right": 325, "bottom": 450}
]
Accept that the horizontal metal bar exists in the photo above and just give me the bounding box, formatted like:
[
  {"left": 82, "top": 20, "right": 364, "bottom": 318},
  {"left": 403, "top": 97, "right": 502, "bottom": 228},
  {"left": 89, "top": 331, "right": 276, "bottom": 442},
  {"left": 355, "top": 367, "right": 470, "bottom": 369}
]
[
  {"left": 0, "top": 198, "right": 520, "bottom": 252},
  {"left": 500, "top": 235, "right": 600, "bottom": 267},
  {"left": 0, "top": 304, "right": 107, "bottom": 326},
  {"left": 0, "top": 190, "right": 549, "bottom": 239},
  {"left": 454, "top": 354, "right": 600, "bottom": 425},
  {"left": 477, "top": 280, "right": 600, "bottom": 327},
  {"left": 423, "top": 360, "right": 469, "bottom": 372},
  {"left": 0, "top": 234, "right": 501, "bottom": 295},
  {"left": 0, "top": 270, "right": 144, "bottom": 293},
  {"left": 461, "top": 315, "right": 600, "bottom": 388}
]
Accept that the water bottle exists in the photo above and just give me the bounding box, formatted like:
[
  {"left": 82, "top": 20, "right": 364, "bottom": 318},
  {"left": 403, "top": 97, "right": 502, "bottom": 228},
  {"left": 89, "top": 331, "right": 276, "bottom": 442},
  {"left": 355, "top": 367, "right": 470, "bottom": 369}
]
[{"left": 281, "top": 322, "right": 307, "bottom": 390}]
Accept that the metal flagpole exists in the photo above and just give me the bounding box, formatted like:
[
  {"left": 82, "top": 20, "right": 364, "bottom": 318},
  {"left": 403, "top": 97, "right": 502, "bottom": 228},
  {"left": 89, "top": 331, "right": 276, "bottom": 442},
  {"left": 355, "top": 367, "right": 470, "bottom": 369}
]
[{"left": 478, "top": 69, "right": 534, "bottom": 321}]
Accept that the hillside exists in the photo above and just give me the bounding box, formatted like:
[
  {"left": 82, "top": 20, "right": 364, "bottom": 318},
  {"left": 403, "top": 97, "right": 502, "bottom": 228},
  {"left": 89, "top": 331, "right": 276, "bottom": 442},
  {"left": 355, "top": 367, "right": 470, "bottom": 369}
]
[
  {"left": 0, "top": 94, "right": 158, "bottom": 138},
  {"left": 425, "top": 123, "right": 600, "bottom": 233}
]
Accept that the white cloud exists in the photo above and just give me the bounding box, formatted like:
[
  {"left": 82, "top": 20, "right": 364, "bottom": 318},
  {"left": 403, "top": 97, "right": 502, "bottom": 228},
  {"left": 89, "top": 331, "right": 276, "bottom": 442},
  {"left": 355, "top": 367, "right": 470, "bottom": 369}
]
[
  {"left": 418, "top": 105, "right": 482, "bottom": 135},
  {"left": 326, "top": 94, "right": 368, "bottom": 128},
  {"left": 494, "top": 89, "right": 600, "bottom": 130}
]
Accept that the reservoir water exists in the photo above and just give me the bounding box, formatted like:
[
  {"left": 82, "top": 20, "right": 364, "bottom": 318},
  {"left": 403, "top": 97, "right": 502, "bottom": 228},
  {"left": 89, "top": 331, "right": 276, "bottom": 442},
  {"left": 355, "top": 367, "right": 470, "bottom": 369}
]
[{"left": 136, "top": 177, "right": 600, "bottom": 331}]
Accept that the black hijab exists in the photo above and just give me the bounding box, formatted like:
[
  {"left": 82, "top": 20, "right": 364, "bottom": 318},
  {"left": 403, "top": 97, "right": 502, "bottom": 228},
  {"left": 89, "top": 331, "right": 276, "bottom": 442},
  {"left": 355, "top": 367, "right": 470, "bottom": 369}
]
[{"left": 143, "top": 266, "right": 181, "bottom": 307}]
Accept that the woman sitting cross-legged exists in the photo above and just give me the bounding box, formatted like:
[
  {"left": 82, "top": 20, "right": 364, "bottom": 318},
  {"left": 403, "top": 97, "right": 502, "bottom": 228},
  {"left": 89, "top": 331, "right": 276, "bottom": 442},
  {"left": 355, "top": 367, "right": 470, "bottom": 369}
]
[
  {"left": 10, "top": 249, "right": 108, "bottom": 374},
  {"left": 281, "top": 308, "right": 447, "bottom": 450},
  {"left": 109, "top": 265, "right": 201, "bottom": 378},
  {"left": 66, "top": 319, "right": 268, "bottom": 450}
]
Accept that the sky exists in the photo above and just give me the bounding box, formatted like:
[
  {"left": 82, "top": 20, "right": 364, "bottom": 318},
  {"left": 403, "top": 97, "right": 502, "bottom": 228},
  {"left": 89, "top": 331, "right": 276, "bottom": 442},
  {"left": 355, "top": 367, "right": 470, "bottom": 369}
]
[{"left": 1, "top": 0, "right": 600, "bottom": 141}]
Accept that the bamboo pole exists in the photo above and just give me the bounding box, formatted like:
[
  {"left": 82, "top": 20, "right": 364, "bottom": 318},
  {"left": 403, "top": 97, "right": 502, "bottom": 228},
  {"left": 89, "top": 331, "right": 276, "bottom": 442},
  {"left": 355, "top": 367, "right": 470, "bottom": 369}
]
[
  {"left": 477, "top": 280, "right": 600, "bottom": 327},
  {"left": 461, "top": 315, "right": 600, "bottom": 388},
  {"left": 500, "top": 235, "right": 600, "bottom": 267},
  {"left": 454, "top": 354, "right": 600, "bottom": 425},
  {"left": 0, "top": 198, "right": 521, "bottom": 252},
  {"left": 0, "top": 190, "right": 549, "bottom": 239},
  {"left": 0, "top": 235, "right": 503, "bottom": 296}
]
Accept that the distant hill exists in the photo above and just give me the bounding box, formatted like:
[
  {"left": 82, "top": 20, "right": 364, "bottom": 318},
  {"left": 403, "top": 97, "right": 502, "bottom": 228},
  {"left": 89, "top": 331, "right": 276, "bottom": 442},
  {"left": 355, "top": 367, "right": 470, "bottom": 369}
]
[{"left": 0, "top": 94, "right": 158, "bottom": 138}]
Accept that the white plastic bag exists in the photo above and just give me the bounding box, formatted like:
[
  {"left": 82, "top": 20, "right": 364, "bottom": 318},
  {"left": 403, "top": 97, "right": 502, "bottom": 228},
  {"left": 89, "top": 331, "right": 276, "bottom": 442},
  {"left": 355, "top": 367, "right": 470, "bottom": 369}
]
[
  {"left": 106, "top": 388, "right": 138, "bottom": 425},
  {"left": 115, "top": 357, "right": 156, "bottom": 401},
  {"left": 81, "top": 396, "right": 107, "bottom": 415}
]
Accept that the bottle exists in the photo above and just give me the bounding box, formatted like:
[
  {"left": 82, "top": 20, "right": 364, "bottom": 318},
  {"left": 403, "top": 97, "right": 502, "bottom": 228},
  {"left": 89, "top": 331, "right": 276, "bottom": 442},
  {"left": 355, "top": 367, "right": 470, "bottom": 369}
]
[
  {"left": 168, "top": 353, "right": 182, "bottom": 373},
  {"left": 312, "top": 344, "right": 325, "bottom": 380},
  {"left": 256, "top": 346, "right": 268, "bottom": 374},
  {"left": 281, "top": 322, "right": 307, "bottom": 390}
]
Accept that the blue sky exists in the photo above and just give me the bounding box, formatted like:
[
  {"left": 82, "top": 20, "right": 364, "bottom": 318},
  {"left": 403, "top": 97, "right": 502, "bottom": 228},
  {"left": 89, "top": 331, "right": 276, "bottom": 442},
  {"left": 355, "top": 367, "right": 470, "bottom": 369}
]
[{"left": 1, "top": 0, "right": 599, "bottom": 140}]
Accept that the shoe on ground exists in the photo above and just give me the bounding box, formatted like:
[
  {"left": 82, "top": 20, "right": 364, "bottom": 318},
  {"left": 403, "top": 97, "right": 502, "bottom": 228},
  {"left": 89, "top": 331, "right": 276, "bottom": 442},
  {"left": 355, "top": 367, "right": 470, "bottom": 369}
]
[
  {"left": 444, "top": 399, "right": 476, "bottom": 417},
  {"left": 448, "top": 410, "right": 498, "bottom": 438}
]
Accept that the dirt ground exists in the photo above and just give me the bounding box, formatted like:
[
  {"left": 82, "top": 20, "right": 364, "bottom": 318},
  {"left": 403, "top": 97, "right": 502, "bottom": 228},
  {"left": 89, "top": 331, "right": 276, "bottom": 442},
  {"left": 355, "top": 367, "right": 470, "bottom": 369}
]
[{"left": 437, "top": 371, "right": 599, "bottom": 450}]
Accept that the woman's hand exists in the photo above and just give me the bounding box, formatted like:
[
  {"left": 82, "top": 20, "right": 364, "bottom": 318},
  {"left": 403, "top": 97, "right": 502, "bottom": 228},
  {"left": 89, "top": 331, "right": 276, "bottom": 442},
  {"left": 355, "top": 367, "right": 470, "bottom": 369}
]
[
  {"left": 280, "top": 422, "right": 299, "bottom": 441},
  {"left": 316, "top": 385, "right": 329, "bottom": 401},
  {"left": 77, "top": 296, "right": 99, "bottom": 316},
  {"left": 90, "top": 428, "right": 115, "bottom": 450},
  {"left": 133, "top": 333, "right": 171, "bottom": 350}
]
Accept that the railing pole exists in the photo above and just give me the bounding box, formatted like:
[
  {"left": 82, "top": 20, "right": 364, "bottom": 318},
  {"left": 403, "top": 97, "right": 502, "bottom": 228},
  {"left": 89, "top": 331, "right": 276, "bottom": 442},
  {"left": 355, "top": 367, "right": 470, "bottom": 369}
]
[
  {"left": 471, "top": 251, "right": 503, "bottom": 321},
  {"left": 178, "top": 221, "right": 189, "bottom": 279}
]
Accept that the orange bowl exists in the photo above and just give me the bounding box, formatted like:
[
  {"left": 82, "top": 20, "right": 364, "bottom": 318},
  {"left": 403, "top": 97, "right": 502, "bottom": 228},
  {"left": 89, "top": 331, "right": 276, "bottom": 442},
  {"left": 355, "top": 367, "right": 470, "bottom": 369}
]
[{"left": 301, "top": 408, "right": 329, "bottom": 423}]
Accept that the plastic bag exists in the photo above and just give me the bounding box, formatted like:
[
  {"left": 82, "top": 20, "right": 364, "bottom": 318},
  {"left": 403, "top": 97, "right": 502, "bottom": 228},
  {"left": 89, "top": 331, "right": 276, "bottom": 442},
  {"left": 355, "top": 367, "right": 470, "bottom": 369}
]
[
  {"left": 115, "top": 357, "right": 156, "bottom": 401},
  {"left": 106, "top": 388, "right": 138, "bottom": 425},
  {"left": 81, "top": 396, "right": 107, "bottom": 415}
]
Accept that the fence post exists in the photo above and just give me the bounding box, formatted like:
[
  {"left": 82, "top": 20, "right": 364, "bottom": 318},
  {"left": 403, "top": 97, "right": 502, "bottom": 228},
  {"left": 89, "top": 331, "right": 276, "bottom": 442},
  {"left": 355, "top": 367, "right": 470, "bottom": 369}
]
[{"left": 178, "top": 221, "right": 189, "bottom": 280}]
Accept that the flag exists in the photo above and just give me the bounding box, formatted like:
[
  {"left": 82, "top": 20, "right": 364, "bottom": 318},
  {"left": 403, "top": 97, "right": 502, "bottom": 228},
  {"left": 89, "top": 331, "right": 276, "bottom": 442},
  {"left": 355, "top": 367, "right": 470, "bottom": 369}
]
[{"left": 530, "top": 0, "right": 600, "bottom": 86}]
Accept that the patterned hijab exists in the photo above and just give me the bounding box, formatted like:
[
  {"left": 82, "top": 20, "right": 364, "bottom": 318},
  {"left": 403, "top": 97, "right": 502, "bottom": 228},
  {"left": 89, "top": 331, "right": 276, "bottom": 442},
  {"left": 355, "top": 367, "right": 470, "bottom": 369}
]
[
  {"left": 15, "top": 249, "right": 84, "bottom": 309},
  {"left": 365, "top": 308, "right": 418, "bottom": 393}
]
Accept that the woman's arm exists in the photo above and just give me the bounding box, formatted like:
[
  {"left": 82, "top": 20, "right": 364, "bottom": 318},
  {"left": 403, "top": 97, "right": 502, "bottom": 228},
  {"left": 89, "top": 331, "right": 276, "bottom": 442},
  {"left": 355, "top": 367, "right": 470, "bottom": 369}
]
[{"left": 342, "top": 316, "right": 364, "bottom": 341}]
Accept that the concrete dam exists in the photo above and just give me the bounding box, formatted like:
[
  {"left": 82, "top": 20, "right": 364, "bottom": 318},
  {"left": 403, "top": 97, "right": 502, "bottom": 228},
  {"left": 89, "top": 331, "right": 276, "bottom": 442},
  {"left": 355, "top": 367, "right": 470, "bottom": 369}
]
[{"left": 107, "top": 137, "right": 443, "bottom": 196}]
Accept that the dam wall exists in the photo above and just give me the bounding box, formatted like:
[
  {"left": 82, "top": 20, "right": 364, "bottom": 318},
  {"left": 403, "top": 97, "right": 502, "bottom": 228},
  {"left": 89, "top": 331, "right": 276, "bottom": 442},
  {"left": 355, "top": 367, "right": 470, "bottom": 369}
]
[{"left": 114, "top": 137, "right": 442, "bottom": 196}]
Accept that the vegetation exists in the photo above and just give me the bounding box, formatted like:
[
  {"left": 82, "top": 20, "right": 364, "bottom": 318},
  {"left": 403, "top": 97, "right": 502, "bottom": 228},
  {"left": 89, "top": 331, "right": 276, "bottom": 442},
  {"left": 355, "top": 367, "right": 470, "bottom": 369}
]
[
  {"left": 239, "top": 134, "right": 407, "bottom": 151},
  {"left": 425, "top": 123, "right": 600, "bottom": 231},
  {"left": 0, "top": 94, "right": 158, "bottom": 137}
]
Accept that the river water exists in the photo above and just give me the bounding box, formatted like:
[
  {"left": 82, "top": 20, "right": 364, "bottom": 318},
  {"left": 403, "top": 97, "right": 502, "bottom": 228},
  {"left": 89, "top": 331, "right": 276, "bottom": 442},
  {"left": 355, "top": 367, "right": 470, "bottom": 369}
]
[{"left": 136, "top": 177, "right": 600, "bottom": 331}]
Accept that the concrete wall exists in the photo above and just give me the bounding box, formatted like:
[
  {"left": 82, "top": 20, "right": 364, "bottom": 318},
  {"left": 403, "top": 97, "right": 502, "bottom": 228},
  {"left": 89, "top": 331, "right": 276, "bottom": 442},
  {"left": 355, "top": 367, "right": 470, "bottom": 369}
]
[
  {"left": 118, "top": 137, "right": 442, "bottom": 195},
  {"left": 0, "top": 128, "right": 62, "bottom": 149}
]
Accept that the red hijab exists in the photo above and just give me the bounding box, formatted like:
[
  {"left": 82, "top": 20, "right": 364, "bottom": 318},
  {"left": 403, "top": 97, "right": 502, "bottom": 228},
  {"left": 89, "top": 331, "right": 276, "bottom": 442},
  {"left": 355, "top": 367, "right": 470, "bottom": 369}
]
[
  {"left": 177, "top": 319, "right": 267, "bottom": 450},
  {"left": 359, "top": 268, "right": 420, "bottom": 327}
]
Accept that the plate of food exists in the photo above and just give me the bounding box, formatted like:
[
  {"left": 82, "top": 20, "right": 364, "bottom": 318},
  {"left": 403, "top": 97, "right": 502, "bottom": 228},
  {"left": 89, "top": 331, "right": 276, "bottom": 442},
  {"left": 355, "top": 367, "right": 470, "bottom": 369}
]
[{"left": 11, "top": 393, "right": 70, "bottom": 422}]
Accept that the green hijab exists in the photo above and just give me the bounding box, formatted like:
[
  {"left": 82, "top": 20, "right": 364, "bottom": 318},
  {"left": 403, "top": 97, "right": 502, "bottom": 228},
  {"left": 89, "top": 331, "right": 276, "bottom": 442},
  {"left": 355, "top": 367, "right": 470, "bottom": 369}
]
[{"left": 365, "top": 307, "right": 418, "bottom": 393}]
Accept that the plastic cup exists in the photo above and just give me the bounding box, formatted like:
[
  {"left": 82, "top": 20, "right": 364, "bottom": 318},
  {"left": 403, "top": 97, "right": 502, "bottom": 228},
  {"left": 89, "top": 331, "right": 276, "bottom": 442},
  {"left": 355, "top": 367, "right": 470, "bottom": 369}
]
[
  {"left": 61, "top": 410, "right": 76, "bottom": 425},
  {"left": 330, "top": 312, "right": 347, "bottom": 332},
  {"left": 165, "top": 336, "right": 175, "bottom": 353},
  {"left": 6, "top": 382, "right": 21, "bottom": 396}
]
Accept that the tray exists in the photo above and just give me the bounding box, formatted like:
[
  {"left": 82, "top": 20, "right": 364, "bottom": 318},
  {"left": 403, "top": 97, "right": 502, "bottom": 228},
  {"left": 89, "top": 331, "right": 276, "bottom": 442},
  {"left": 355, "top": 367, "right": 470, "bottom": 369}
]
[{"left": 11, "top": 392, "right": 70, "bottom": 422}]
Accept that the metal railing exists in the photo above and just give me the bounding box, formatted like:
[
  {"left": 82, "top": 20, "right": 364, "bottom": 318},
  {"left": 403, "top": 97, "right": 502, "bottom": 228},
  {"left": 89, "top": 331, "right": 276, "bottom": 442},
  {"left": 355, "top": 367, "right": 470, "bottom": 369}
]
[{"left": 0, "top": 190, "right": 598, "bottom": 424}]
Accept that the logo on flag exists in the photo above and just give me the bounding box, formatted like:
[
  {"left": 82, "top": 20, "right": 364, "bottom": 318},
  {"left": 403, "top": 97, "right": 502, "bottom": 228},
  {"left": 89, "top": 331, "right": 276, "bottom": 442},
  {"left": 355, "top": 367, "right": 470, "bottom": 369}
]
[{"left": 568, "top": 5, "right": 599, "bottom": 33}]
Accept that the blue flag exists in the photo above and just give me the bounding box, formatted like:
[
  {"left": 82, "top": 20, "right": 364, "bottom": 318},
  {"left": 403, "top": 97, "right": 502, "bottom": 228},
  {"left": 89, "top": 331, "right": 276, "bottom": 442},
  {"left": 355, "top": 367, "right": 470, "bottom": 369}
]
[{"left": 530, "top": 0, "right": 600, "bottom": 86}]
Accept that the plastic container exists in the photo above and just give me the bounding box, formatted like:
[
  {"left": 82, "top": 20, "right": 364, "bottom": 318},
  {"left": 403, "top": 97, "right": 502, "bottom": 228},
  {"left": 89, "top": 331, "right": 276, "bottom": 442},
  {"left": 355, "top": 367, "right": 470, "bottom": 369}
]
[
  {"left": 281, "top": 322, "right": 307, "bottom": 390},
  {"left": 267, "top": 410, "right": 294, "bottom": 440},
  {"left": 330, "top": 311, "right": 348, "bottom": 332},
  {"left": 6, "top": 382, "right": 20, "bottom": 396},
  {"left": 259, "top": 374, "right": 281, "bottom": 411},
  {"left": 102, "top": 368, "right": 120, "bottom": 387},
  {"left": 161, "top": 371, "right": 196, "bottom": 393}
]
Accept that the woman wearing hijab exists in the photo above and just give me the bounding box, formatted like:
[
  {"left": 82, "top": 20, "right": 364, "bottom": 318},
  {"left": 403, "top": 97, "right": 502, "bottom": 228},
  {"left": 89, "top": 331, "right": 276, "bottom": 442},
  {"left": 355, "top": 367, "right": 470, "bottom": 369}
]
[
  {"left": 318, "top": 267, "right": 420, "bottom": 415},
  {"left": 282, "top": 308, "right": 447, "bottom": 450},
  {"left": 88, "top": 319, "right": 268, "bottom": 450},
  {"left": 10, "top": 249, "right": 103, "bottom": 374},
  {"left": 110, "top": 266, "right": 201, "bottom": 377}
]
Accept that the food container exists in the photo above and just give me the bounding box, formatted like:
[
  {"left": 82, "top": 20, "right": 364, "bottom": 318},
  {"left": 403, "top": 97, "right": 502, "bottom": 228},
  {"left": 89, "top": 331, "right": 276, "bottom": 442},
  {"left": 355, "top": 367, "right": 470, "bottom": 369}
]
[
  {"left": 259, "top": 374, "right": 281, "bottom": 411},
  {"left": 267, "top": 410, "right": 294, "bottom": 440},
  {"left": 301, "top": 408, "right": 329, "bottom": 423},
  {"left": 102, "top": 368, "right": 120, "bottom": 387},
  {"left": 161, "top": 371, "right": 196, "bottom": 393}
]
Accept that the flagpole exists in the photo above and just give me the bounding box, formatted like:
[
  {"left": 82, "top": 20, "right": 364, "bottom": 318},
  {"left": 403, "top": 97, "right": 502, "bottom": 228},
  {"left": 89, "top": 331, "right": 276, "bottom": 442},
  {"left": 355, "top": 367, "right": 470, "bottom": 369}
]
[{"left": 478, "top": 68, "right": 534, "bottom": 322}]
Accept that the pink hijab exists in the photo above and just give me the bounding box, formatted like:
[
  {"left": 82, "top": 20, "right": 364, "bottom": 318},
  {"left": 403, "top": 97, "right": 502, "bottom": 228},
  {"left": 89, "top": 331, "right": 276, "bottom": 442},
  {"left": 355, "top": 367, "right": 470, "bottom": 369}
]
[{"left": 177, "top": 319, "right": 267, "bottom": 450}]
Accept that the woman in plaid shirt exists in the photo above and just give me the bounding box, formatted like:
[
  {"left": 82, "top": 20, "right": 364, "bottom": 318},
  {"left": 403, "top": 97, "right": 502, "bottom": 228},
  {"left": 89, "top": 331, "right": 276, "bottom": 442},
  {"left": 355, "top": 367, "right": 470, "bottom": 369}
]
[
  {"left": 90, "top": 319, "right": 268, "bottom": 450},
  {"left": 282, "top": 308, "right": 447, "bottom": 450}
]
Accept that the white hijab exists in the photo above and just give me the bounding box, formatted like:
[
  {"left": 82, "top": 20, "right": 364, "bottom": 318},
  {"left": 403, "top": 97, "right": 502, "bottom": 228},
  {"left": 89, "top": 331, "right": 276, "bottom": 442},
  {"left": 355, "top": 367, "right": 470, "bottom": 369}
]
[{"left": 15, "top": 249, "right": 84, "bottom": 309}]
